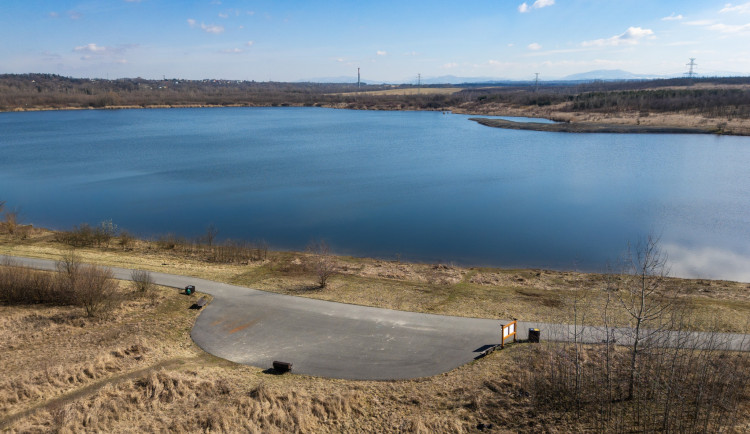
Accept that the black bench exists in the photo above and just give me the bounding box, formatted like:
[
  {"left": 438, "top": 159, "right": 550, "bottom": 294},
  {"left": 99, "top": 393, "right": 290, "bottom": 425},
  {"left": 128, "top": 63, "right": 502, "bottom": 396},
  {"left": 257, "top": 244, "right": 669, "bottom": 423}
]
[
  {"left": 272, "top": 361, "right": 292, "bottom": 373},
  {"left": 190, "top": 296, "right": 208, "bottom": 310}
]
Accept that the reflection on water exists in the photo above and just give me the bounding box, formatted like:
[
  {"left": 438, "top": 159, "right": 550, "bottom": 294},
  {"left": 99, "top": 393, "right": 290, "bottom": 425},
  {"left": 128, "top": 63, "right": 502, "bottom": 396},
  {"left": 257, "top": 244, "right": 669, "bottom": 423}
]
[{"left": 664, "top": 244, "right": 750, "bottom": 283}]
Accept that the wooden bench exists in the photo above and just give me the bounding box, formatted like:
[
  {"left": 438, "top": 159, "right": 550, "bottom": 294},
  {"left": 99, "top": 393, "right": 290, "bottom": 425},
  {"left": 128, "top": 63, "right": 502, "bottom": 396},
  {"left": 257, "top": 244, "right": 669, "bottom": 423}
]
[{"left": 190, "top": 296, "right": 208, "bottom": 310}]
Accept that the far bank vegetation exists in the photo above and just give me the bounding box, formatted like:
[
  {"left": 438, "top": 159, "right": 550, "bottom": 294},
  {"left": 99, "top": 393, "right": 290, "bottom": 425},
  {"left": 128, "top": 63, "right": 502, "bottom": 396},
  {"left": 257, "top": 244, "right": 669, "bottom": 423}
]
[{"left": 3, "top": 74, "right": 750, "bottom": 133}]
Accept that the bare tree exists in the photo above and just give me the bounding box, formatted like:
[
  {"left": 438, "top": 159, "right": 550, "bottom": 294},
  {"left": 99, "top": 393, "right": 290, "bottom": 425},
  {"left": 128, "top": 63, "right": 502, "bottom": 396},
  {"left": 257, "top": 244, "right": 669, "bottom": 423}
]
[
  {"left": 614, "top": 236, "right": 674, "bottom": 401},
  {"left": 95, "top": 219, "right": 118, "bottom": 247},
  {"left": 307, "top": 239, "right": 336, "bottom": 288},
  {"left": 56, "top": 249, "right": 82, "bottom": 292},
  {"left": 204, "top": 224, "right": 219, "bottom": 247}
]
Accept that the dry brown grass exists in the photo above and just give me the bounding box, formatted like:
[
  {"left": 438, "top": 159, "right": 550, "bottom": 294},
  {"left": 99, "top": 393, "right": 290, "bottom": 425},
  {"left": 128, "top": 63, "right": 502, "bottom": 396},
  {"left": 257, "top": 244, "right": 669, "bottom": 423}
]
[
  {"left": 2, "top": 231, "right": 749, "bottom": 432},
  {"left": 2, "top": 230, "right": 749, "bottom": 332},
  {"left": 453, "top": 101, "right": 750, "bottom": 135},
  {"left": 0, "top": 280, "right": 570, "bottom": 432}
]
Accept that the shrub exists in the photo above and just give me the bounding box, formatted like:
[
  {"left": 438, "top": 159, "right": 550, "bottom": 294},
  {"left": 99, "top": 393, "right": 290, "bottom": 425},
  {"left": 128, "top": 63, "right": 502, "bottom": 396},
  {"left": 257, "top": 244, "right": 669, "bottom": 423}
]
[
  {"left": 306, "top": 240, "right": 336, "bottom": 288},
  {"left": 131, "top": 269, "right": 154, "bottom": 293},
  {"left": 56, "top": 223, "right": 96, "bottom": 247},
  {"left": 1, "top": 253, "right": 120, "bottom": 316},
  {"left": 76, "top": 265, "right": 119, "bottom": 317},
  {"left": 119, "top": 230, "right": 134, "bottom": 250}
]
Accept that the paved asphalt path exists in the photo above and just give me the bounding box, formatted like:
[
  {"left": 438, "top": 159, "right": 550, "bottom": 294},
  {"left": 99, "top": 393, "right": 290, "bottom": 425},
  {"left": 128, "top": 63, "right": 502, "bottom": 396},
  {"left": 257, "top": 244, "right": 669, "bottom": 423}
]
[{"left": 4, "top": 255, "right": 749, "bottom": 380}]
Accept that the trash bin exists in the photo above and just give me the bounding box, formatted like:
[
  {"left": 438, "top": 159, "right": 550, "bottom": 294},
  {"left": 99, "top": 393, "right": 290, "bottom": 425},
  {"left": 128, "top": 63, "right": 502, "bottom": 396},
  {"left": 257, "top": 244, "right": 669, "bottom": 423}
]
[
  {"left": 185, "top": 285, "right": 195, "bottom": 295},
  {"left": 528, "top": 328, "right": 540, "bottom": 343}
]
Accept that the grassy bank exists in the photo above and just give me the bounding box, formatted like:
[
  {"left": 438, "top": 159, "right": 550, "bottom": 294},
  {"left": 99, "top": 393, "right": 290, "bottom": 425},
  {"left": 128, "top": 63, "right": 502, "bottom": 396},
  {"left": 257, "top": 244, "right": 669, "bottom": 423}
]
[
  {"left": 2, "top": 227, "right": 749, "bottom": 333},
  {"left": 2, "top": 227, "right": 749, "bottom": 432}
]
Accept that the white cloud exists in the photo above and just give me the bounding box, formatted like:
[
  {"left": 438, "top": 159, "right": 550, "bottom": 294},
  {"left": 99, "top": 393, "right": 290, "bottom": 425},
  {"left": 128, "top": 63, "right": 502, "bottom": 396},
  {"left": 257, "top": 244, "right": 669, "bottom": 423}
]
[
  {"left": 527, "top": 42, "right": 542, "bottom": 50},
  {"left": 662, "top": 13, "right": 683, "bottom": 21},
  {"left": 518, "top": 0, "right": 554, "bottom": 13},
  {"left": 188, "top": 19, "right": 224, "bottom": 34},
  {"left": 708, "top": 22, "right": 750, "bottom": 33},
  {"left": 68, "top": 11, "right": 82, "bottom": 20},
  {"left": 49, "top": 11, "right": 59, "bottom": 18},
  {"left": 442, "top": 62, "right": 458, "bottom": 69},
  {"left": 376, "top": 50, "right": 387, "bottom": 56},
  {"left": 72, "top": 43, "right": 136, "bottom": 62},
  {"left": 685, "top": 19, "right": 715, "bottom": 26},
  {"left": 74, "top": 43, "right": 109, "bottom": 53},
  {"left": 245, "top": 41, "right": 254, "bottom": 47},
  {"left": 582, "top": 27, "right": 654, "bottom": 47},
  {"left": 488, "top": 59, "right": 509, "bottom": 66},
  {"left": 218, "top": 13, "right": 229, "bottom": 18},
  {"left": 201, "top": 23, "right": 225, "bottom": 34},
  {"left": 221, "top": 48, "right": 244, "bottom": 54},
  {"left": 686, "top": 18, "right": 750, "bottom": 34},
  {"left": 720, "top": 2, "right": 750, "bottom": 14}
]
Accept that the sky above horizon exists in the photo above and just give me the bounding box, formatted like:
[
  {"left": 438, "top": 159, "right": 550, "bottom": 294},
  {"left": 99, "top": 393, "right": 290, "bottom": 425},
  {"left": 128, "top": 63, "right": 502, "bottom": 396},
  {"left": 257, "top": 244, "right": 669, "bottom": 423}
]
[{"left": 2, "top": 1, "right": 750, "bottom": 82}]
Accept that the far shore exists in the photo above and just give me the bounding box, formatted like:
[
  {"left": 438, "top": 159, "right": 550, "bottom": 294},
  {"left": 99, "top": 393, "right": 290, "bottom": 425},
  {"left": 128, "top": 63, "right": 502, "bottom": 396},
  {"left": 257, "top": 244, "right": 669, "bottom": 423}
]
[{"left": 4, "top": 102, "right": 749, "bottom": 136}]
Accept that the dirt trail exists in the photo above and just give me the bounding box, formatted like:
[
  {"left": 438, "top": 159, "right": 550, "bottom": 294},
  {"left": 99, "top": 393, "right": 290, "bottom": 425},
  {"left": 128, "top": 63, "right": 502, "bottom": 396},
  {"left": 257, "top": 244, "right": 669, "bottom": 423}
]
[{"left": 0, "top": 356, "right": 202, "bottom": 430}]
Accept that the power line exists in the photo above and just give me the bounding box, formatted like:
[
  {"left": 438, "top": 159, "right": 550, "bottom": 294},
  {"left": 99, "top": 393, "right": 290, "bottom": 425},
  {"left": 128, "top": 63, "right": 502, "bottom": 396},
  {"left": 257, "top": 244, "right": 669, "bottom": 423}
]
[{"left": 686, "top": 58, "right": 697, "bottom": 79}]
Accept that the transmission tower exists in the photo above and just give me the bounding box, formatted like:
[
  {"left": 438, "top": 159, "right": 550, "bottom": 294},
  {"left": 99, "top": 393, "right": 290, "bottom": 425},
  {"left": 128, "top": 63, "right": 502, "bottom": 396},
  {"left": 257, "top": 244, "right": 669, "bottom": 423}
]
[
  {"left": 417, "top": 73, "right": 421, "bottom": 95},
  {"left": 534, "top": 73, "right": 539, "bottom": 92},
  {"left": 686, "top": 58, "right": 697, "bottom": 79},
  {"left": 357, "top": 67, "right": 360, "bottom": 90}
]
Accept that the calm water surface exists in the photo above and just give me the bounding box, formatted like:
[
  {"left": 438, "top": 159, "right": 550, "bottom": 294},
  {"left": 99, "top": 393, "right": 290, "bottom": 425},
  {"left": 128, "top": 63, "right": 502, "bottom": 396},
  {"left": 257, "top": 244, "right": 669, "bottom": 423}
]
[{"left": 1, "top": 107, "right": 749, "bottom": 280}]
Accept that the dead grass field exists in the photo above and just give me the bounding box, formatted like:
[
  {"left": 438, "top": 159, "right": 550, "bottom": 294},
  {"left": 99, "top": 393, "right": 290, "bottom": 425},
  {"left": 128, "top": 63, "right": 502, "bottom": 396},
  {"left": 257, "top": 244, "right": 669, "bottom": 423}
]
[
  {"left": 2, "top": 229, "right": 749, "bottom": 333},
  {"left": 0, "top": 266, "right": 582, "bottom": 432},
  {"left": 454, "top": 101, "right": 750, "bottom": 135},
  {"left": 2, "top": 229, "right": 749, "bottom": 432}
]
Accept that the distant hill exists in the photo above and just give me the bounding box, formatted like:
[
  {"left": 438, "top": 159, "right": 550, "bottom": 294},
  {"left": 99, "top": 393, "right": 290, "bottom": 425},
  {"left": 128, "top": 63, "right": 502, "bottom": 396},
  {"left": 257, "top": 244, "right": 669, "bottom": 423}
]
[{"left": 561, "top": 69, "right": 665, "bottom": 81}]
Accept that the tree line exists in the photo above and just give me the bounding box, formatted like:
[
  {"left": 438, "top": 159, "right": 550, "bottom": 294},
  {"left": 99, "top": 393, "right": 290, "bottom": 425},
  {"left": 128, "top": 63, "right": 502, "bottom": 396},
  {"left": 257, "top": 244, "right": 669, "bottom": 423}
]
[{"left": 3, "top": 73, "right": 750, "bottom": 118}]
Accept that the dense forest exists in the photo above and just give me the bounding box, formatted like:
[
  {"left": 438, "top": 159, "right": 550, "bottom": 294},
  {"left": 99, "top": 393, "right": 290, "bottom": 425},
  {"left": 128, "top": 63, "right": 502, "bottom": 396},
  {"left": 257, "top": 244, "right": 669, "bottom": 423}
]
[{"left": 2, "top": 73, "right": 750, "bottom": 119}]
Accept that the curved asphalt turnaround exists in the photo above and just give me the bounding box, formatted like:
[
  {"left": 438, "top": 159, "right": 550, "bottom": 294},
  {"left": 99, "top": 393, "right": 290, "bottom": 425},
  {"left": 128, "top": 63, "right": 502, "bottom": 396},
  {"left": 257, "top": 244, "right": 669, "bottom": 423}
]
[{"left": 4, "top": 255, "right": 750, "bottom": 380}]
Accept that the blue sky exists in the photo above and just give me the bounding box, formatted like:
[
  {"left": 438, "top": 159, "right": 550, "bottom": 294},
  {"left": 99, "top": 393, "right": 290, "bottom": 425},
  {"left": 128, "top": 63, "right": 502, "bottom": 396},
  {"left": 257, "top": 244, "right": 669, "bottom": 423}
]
[{"left": 2, "top": 1, "right": 749, "bottom": 82}]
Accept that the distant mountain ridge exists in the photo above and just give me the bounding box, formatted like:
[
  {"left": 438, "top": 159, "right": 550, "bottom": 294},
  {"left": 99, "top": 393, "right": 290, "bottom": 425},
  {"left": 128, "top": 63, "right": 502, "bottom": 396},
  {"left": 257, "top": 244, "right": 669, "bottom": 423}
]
[
  {"left": 299, "top": 69, "right": 748, "bottom": 85},
  {"left": 561, "top": 69, "right": 665, "bottom": 81}
]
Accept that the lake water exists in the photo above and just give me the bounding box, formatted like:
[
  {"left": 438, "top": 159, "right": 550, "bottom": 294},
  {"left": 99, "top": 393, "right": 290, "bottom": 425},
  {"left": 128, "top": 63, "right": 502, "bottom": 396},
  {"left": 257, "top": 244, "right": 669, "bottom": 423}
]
[{"left": 1, "top": 107, "right": 749, "bottom": 281}]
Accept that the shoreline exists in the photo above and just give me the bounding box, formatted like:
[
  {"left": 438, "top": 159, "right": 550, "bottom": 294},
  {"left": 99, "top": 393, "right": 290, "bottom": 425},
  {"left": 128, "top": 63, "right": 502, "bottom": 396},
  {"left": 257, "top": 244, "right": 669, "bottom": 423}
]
[
  {"left": 3, "top": 103, "right": 749, "bottom": 136},
  {"left": 470, "top": 117, "right": 723, "bottom": 135}
]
